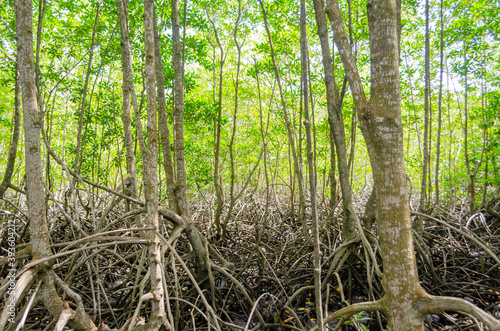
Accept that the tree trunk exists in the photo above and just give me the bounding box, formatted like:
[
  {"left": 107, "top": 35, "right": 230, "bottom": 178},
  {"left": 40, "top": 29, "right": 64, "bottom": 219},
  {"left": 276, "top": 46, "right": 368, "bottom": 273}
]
[
  {"left": 328, "top": 129, "right": 337, "bottom": 220},
  {"left": 153, "top": 6, "right": 176, "bottom": 210},
  {"left": 74, "top": 3, "right": 100, "bottom": 174},
  {"left": 327, "top": 0, "right": 427, "bottom": 327},
  {"left": 117, "top": 0, "right": 138, "bottom": 204},
  {"left": 434, "top": 0, "right": 444, "bottom": 204},
  {"left": 463, "top": 43, "right": 475, "bottom": 214},
  {"left": 139, "top": 1, "right": 168, "bottom": 328},
  {"left": 322, "top": 0, "right": 500, "bottom": 329},
  {"left": 171, "top": 0, "right": 209, "bottom": 277},
  {"left": 206, "top": 10, "right": 224, "bottom": 236},
  {"left": 419, "top": 0, "right": 431, "bottom": 222},
  {"left": 254, "top": 58, "right": 270, "bottom": 243},
  {"left": 311, "top": 0, "right": 359, "bottom": 241},
  {"left": 300, "top": 0, "right": 324, "bottom": 327},
  {"left": 222, "top": 2, "right": 259, "bottom": 239},
  {"left": 13, "top": 1, "right": 97, "bottom": 329},
  {"left": 258, "top": 0, "right": 307, "bottom": 235}
]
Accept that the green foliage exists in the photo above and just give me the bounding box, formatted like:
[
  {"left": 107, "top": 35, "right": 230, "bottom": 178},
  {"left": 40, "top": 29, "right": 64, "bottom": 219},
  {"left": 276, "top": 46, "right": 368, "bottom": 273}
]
[
  {"left": 342, "top": 311, "right": 372, "bottom": 330},
  {"left": 0, "top": 0, "right": 498, "bottom": 207}
]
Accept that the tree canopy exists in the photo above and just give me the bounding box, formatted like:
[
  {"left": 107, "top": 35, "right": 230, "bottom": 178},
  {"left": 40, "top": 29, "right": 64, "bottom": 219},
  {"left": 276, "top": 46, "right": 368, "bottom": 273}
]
[{"left": 0, "top": 0, "right": 499, "bottom": 330}]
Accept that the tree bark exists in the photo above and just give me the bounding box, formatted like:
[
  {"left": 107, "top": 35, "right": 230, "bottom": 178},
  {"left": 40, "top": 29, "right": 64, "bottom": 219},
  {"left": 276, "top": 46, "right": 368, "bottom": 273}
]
[
  {"left": 311, "top": 0, "right": 359, "bottom": 241},
  {"left": 324, "top": 0, "right": 500, "bottom": 329},
  {"left": 153, "top": 6, "right": 176, "bottom": 210},
  {"left": 117, "top": 0, "right": 138, "bottom": 204},
  {"left": 419, "top": 0, "right": 430, "bottom": 222},
  {"left": 171, "top": 0, "right": 209, "bottom": 277},
  {"left": 327, "top": 0, "right": 426, "bottom": 327},
  {"left": 14, "top": 1, "right": 97, "bottom": 329},
  {"left": 258, "top": 0, "right": 307, "bottom": 235},
  {"left": 139, "top": 0, "right": 168, "bottom": 328},
  {"left": 300, "top": 0, "right": 323, "bottom": 327},
  {"left": 434, "top": 0, "right": 444, "bottom": 204}
]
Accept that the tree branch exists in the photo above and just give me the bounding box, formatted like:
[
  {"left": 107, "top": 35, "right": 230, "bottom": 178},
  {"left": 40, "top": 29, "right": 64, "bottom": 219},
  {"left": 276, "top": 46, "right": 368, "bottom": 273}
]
[{"left": 325, "top": 0, "right": 368, "bottom": 112}]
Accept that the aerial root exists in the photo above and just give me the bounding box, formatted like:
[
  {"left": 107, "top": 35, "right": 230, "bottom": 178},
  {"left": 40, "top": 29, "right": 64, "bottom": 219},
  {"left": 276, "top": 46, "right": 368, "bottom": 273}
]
[
  {"left": 126, "top": 292, "right": 153, "bottom": 331},
  {"left": 54, "top": 304, "right": 75, "bottom": 331},
  {"left": 417, "top": 295, "right": 500, "bottom": 330},
  {"left": 0, "top": 270, "right": 35, "bottom": 329},
  {"left": 310, "top": 299, "right": 384, "bottom": 331},
  {"left": 313, "top": 292, "right": 500, "bottom": 331}
]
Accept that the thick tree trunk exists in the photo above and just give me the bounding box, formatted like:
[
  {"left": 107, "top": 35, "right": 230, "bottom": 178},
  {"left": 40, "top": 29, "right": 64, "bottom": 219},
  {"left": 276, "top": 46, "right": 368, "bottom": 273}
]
[
  {"left": 323, "top": 0, "right": 500, "bottom": 329},
  {"left": 13, "top": 1, "right": 96, "bottom": 329},
  {"left": 367, "top": 0, "right": 425, "bottom": 326},
  {"left": 327, "top": 0, "right": 425, "bottom": 327},
  {"left": 16, "top": 0, "right": 51, "bottom": 263}
]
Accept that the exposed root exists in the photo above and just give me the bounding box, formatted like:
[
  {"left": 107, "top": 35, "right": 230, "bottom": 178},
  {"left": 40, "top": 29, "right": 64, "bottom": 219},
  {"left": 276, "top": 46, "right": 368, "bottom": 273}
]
[
  {"left": 2, "top": 193, "right": 499, "bottom": 330},
  {"left": 0, "top": 270, "right": 34, "bottom": 329}
]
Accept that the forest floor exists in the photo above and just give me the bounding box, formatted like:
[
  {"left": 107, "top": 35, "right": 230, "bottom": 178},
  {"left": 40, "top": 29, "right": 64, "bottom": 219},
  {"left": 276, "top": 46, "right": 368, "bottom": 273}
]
[{"left": 1, "top": 191, "right": 500, "bottom": 330}]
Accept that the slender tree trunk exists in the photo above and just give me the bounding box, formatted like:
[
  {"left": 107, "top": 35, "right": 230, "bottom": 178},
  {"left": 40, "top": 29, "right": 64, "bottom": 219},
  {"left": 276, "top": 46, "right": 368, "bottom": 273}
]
[
  {"left": 298, "top": 82, "right": 305, "bottom": 203},
  {"left": 347, "top": 113, "right": 357, "bottom": 185},
  {"left": 463, "top": 42, "right": 474, "bottom": 214},
  {"left": 258, "top": 0, "right": 307, "bottom": 235},
  {"left": 312, "top": 0, "right": 359, "bottom": 241},
  {"left": 255, "top": 58, "right": 270, "bottom": 243},
  {"left": 328, "top": 129, "right": 337, "bottom": 217},
  {"left": 446, "top": 67, "right": 455, "bottom": 203},
  {"left": 117, "top": 0, "right": 139, "bottom": 207},
  {"left": 153, "top": 6, "right": 176, "bottom": 209},
  {"left": 138, "top": 1, "right": 168, "bottom": 328},
  {"left": 481, "top": 81, "right": 488, "bottom": 206},
  {"left": 404, "top": 56, "right": 423, "bottom": 157},
  {"left": 300, "top": 0, "right": 323, "bottom": 327},
  {"left": 74, "top": 3, "right": 100, "bottom": 174},
  {"left": 419, "top": 0, "right": 430, "bottom": 220},
  {"left": 206, "top": 9, "right": 231, "bottom": 237},
  {"left": 223, "top": 1, "right": 243, "bottom": 238},
  {"left": 346, "top": 0, "right": 357, "bottom": 186},
  {"left": 171, "top": 0, "right": 209, "bottom": 277},
  {"left": 118, "top": 0, "right": 146, "bottom": 162},
  {"left": 434, "top": 0, "right": 444, "bottom": 204}
]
